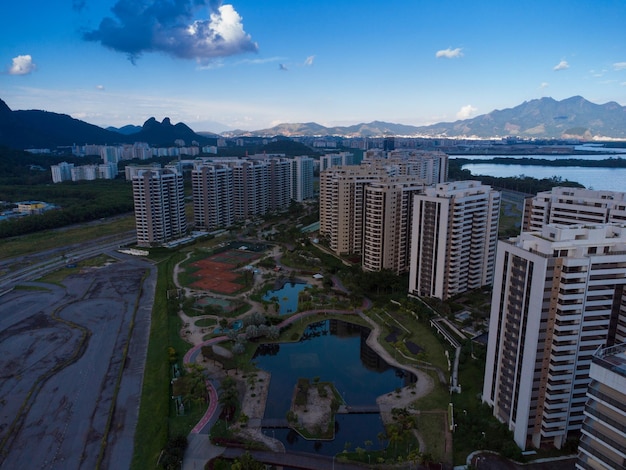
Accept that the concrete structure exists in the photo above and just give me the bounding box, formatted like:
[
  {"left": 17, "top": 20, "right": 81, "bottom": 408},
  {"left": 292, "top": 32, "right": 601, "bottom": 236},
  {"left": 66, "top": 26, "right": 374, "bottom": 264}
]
[
  {"left": 319, "top": 165, "right": 383, "bottom": 256},
  {"left": 132, "top": 167, "right": 187, "bottom": 246},
  {"left": 362, "top": 177, "right": 424, "bottom": 274},
  {"left": 290, "top": 155, "right": 314, "bottom": 201},
  {"left": 320, "top": 152, "right": 355, "bottom": 171},
  {"left": 483, "top": 224, "right": 626, "bottom": 451},
  {"left": 576, "top": 344, "right": 626, "bottom": 470},
  {"left": 51, "top": 162, "right": 74, "bottom": 183},
  {"left": 409, "top": 181, "right": 500, "bottom": 300},
  {"left": 192, "top": 163, "right": 234, "bottom": 231},
  {"left": 268, "top": 158, "right": 292, "bottom": 211},
  {"left": 523, "top": 187, "right": 626, "bottom": 232},
  {"left": 232, "top": 160, "right": 269, "bottom": 219}
]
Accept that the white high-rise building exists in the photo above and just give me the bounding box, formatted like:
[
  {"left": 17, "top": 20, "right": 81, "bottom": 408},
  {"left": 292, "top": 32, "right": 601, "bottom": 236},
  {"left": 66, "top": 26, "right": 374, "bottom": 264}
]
[
  {"left": 320, "top": 152, "right": 354, "bottom": 171},
  {"left": 523, "top": 187, "right": 626, "bottom": 232},
  {"left": 50, "top": 162, "right": 74, "bottom": 183},
  {"left": 132, "top": 167, "right": 187, "bottom": 247},
  {"left": 483, "top": 223, "right": 626, "bottom": 450},
  {"left": 291, "top": 155, "right": 314, "bottom": 202},
  {"left": 409, "top": 181, "right": 500, "bottom": 300}
]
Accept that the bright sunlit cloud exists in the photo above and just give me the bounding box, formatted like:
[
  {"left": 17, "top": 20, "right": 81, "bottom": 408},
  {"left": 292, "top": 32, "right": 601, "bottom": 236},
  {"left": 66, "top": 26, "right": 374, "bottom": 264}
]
[
  {"left": 8, "top": 55, "right": 36, "bottom": 75},
  {"left": 456, "top": 104, "right": 477, "bottom": 119},
  {"left": 554, "top": 60, "right": 570, "bottom": 71},
  {"left": 436, "top": 47, "right": 463, "bottom": 59},
  {"left": 613, "top": 62, "right": 626, "bottom": 71},
  {"left": 83, "top": 0, "right": 258, "bottom": 64}
]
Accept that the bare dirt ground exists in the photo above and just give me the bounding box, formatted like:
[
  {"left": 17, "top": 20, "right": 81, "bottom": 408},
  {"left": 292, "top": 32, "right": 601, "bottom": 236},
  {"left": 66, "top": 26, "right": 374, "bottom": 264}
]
[{"left": 0, "top": 253, "right": 156, "bottom": 470}]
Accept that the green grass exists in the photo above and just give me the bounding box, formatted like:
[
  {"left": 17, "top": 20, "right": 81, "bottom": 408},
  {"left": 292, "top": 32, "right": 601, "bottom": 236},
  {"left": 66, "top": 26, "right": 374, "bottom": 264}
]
[
  {"left": 0, "top": 216, "right": 135, "bottom": 260},
  {"left": 131, "top": 252, "right": 194, "bottom": 469},
  {"left": 417, "top": 412, "right": 447, "bottom": 462}
]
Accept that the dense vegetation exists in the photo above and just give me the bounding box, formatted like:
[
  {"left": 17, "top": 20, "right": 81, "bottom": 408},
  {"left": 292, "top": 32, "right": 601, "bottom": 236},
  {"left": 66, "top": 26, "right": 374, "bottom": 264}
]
[{"left": 0, "top": 180, "right": 134, "bottom": 238}]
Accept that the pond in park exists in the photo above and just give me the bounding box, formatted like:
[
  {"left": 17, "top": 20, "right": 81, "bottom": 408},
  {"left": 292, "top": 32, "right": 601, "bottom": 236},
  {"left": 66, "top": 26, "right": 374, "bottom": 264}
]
[
  {"left": 252, "top": 319, "right": 416, "bottom": 456},
  {"left": 263, "top": 281, "right": 311, "bottom": 315}
]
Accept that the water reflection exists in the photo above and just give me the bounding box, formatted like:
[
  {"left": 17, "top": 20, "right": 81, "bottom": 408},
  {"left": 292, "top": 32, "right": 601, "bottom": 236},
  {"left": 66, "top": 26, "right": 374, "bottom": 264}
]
[{"left": 253, "top": 319, "right": 416, "bottom": 456}]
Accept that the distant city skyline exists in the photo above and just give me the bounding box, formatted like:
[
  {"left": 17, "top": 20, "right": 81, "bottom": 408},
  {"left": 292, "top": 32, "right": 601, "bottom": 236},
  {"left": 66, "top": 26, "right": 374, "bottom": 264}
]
[{"left": 1, "top": 1, "right": 625, "bottom": 132}]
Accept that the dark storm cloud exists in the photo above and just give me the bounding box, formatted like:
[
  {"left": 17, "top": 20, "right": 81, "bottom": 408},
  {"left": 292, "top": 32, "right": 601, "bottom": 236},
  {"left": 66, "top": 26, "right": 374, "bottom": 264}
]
[{"left": 83, "top": 0, "right": 258, "bottom": 63}]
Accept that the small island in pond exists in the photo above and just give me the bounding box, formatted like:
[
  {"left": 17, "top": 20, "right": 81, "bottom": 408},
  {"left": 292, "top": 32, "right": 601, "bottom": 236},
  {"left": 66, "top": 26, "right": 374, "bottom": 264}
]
[{"left": 286, "top": 377, "right": 342, "bottom": 440}]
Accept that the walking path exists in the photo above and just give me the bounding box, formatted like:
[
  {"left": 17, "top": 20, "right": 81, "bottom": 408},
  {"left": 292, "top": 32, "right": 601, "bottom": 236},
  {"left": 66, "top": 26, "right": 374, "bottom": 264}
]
[{"left": 178, "top": 244, "right": 445, "bottom": 469}]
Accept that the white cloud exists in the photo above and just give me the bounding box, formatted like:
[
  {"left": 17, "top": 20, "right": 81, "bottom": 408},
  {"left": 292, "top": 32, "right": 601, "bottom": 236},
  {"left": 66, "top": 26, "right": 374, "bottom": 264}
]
[
  {"left": 539, "top": 82, "right": 549, "bottom": 89},
  {"left": 84, "top": 1, "right": 258, "bottom": 63},
  {"left": 435, "top": 48, "right": 463, "bottom": 59},
  {"left": 8, "top": 55, "right": 36, "bottom": 75},
  {"left": 96, "top": 84, "right": 105, "bottom": 90},
  {"left": 456, "top": 105, "right": 477, "bottom": 120},
  {"left": 304, "top": 55, "right": 315, "bottom": 66},
  {"left": 553, "top": 60, "right": 570, "bottom": 71},
  {"left": 613, "top": 62, "right": 626, "bottom": 71}
]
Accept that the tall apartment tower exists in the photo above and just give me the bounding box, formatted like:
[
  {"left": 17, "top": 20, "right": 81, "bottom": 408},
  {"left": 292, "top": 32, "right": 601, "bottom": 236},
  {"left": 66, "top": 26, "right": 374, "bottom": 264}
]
[
  {"left": 132, "top": 167, "right": 187, "bottom": 247},
  {"left": 268, "top": 158, "right": 292, "bottom": 211},
  {"left": 408, "top": 181, "right": 500, "bottom": 300},
  {"left": 191, "top": 162, "right": 234, "bottom": 231},
  {"left": 319, "top": 166, "right": 382, "bottom": 255},
  {"left": 482, "top": 224, "right": 626, "bottom": 450},
  {"left": 50, "top": 162, "right": 74, "bottom": 183},
  {"left": 362, "top": 177, "right": 424, "bottom": 274},
  {"left": 523, "top": 187, "right": 626, "bottom": 232},
  {"left": 231, "top": 160, "right": 269, "bottom": 219},
  {"left": 576, "top": 343, "right": 626, "bottom": 470},
  {"left": 291, "top": 155, "right": 314, "bottom": 202}
]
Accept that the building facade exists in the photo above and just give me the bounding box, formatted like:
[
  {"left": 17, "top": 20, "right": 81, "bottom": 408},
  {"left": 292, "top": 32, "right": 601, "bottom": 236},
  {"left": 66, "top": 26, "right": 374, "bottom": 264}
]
[
  {"left": 409, "top": 181, "right": 500, "bottom": 300},
  {"left": 483, "top": 224, "right": 626, "bottom": 450},
  {"left": 132, "top": 167, "right": 187, "bottom": 247},
  {"left": 362, "top": 177, "right": 424, "bottom": 274},
  {"left": 523, "top": 187, "right": 626, "bottom": 232},
  {"left": 576, "top": 343, "right": 626, "bottom": 470},
  {"left": 291, "top": 155, "right": 314, "bottom": 202},
  {"left": 191, "top": 162, "right": 234, "bottom": 231}
]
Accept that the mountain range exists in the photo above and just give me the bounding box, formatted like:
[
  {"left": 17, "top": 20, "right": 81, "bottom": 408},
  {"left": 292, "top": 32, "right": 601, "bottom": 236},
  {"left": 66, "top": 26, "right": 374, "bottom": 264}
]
[
  {"left": 0, "top": 96, "right": 625, "bottom": 150},
  {"left": 234, "top": 96, "right": 626, "bottom": 139},
  {"left": 0, "top": 98, "right": 218, "bottom": 149}
]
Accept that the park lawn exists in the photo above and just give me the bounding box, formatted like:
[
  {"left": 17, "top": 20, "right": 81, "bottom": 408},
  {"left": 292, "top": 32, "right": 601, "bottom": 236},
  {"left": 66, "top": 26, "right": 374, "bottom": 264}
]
[
  {"left": 417, "top": 411, "right": 447, "bottom": 463},
  {"left": 132, "top": 252, "right": 199, "bottom": 469}
]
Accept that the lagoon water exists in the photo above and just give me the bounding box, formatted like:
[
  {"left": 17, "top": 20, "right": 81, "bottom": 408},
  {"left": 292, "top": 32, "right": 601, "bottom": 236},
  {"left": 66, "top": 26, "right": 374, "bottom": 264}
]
[
  {"left": 263, "top": 282, "right": 311, "bottom": 315},
  {"left": 253, "top": 319, "right": 415, "bottom": 456},
  {"left": 458, "top": 153, "right": 626, "bottom": 193}
]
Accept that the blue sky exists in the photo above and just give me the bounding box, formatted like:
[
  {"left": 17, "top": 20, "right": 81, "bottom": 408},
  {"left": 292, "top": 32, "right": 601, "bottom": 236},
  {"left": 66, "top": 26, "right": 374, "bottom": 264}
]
[{"left": 1, "top": 1, "right": 625, "bottom": 132}]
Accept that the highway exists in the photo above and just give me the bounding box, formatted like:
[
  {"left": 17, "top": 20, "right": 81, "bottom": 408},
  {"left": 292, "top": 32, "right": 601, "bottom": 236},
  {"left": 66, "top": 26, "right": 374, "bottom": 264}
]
[{"left": 0, "top": 230, "right": 137, "bottom": 291}]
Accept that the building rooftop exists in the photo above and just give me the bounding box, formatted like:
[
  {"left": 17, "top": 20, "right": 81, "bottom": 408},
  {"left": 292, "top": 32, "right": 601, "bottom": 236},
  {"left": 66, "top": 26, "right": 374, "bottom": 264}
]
[{"left": 593, "top": 343, "right": 626, "bottom": 378}]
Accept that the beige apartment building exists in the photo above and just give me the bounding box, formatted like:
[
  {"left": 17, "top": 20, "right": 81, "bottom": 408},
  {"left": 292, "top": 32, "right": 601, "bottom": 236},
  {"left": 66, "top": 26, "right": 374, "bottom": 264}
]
[
  {"left": 132, "top": 166, "right": 187, "bottom": 247},
  {"left": 362, "top": 178, "right": 424, "bottom": 273},
  {"left": 483, "top": 223, "right": 626, "bottom": 451},
  {"left": 408, "top": 180, "right": 500, "bottom": 300}
]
